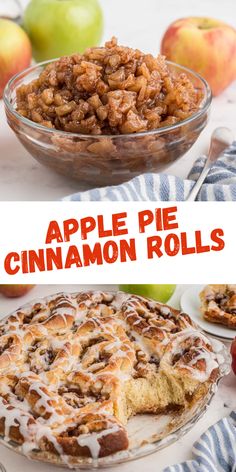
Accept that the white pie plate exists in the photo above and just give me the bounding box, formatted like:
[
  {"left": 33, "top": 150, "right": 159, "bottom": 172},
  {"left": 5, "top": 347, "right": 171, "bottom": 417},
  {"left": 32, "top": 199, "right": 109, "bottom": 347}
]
[
  {"left": 0, "top": 341, "right": 230, "bottom": 469},
  {"left": 181, "top": 285, "right": 236, "bottom": 341}
]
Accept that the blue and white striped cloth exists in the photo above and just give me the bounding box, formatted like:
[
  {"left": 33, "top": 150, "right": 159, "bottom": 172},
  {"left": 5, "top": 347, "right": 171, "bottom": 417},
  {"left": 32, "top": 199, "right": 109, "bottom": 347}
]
[
  {"left": 163, "top": 411, "right": 236, "bottom": 472},
  {"left": 64, "top": 142, "right": 236, "bottom": 201}
]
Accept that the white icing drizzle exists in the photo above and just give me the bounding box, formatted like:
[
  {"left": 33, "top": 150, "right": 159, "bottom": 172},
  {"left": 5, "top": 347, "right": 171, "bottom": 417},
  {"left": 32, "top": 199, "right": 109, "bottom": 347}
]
[
  {"left": 165, "top": 328, "right": 219, "bottom": 382},
  {"left": 77, "top": 424, "right": 120, "bottom": 459},
  {"left": 0, "top": 291, "right": 223, "bottom": 463},
  {"left": 0, "top": 397, "right": 35, "bottom": 442}
]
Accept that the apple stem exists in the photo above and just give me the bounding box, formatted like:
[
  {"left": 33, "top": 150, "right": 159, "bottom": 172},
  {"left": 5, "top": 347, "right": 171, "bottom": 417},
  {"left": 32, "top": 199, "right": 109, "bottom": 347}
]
[{"left": 197, "top": 19, "right": 215, "bottom": 30}]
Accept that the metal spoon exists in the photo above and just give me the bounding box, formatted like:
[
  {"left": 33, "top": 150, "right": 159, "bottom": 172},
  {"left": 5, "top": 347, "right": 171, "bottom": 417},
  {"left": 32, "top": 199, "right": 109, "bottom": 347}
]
[{"left": 186, "top": 127, "right": 233, "bottom": 201}]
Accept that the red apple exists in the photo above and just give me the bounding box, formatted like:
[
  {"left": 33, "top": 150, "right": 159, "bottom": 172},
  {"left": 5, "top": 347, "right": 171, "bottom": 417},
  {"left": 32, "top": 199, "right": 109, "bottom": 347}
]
[
  {"left": 0, "top": 19, "right": 32, "bottom": 98},
  {"left": 230, "top": 338, "right": 236, "bottom": 375},
  {"left": 0, "top": 285, "right": 35, "bottom": 298},
  {"left": 161, "top": 17, "right": 236, "bottom": 96}
]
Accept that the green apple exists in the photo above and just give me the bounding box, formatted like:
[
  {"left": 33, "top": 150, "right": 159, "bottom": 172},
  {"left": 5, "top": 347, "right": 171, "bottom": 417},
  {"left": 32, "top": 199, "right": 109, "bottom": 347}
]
[
  {"left": 23, "top": 0, "right": 104, "bottom": 62},
  {"left": 119, "top": 285, "right": 176, "bottom": 303}
]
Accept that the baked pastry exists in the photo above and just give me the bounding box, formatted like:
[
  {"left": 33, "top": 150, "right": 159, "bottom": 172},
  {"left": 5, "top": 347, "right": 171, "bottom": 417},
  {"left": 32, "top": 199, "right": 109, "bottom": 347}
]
[
  {"left": 0, "top": 291, "right": 220, "bottom": 462},
  {"left": 200, "top": 284, "right": 236, "bottom": 329}
]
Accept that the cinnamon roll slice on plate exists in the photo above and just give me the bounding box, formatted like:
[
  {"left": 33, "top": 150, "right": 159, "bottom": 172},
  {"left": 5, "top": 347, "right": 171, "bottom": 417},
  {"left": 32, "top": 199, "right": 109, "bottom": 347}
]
[{"left": 181, "top": 285, "right": 236, "bottom": 340}]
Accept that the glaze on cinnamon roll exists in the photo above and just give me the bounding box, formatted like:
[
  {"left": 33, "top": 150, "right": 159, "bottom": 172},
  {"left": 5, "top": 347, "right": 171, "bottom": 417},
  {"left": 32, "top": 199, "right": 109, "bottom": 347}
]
[{"left": 0, "top": 291, "right": 220, "bottom": 462}]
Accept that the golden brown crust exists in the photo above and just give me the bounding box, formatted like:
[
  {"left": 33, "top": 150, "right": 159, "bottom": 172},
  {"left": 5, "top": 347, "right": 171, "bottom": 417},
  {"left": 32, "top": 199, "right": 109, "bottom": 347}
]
[
  {"left": 0, "top": 291, "right": 220, "bottom": 461},
  {"left": 200, "top": 284, "right": 236, "bottom": 329}
]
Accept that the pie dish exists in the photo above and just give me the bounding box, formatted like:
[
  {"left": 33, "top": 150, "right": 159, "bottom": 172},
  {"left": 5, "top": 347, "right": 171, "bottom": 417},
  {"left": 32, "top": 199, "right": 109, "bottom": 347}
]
[
  {"left": 200, "top": 284, "right": 236, "bottom": 329},
  {"left": 0, "top": 291, "right": 224, "bottom": 465}
]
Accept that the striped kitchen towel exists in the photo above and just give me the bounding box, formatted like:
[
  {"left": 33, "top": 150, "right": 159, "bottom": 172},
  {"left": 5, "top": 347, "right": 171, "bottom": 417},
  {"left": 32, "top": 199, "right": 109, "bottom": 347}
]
[
  {"left": 63, "top": 142, "right": 236, "bottom": 201},
  {"left": 163, "top": 411, "right": 236, "bottom": 472}
]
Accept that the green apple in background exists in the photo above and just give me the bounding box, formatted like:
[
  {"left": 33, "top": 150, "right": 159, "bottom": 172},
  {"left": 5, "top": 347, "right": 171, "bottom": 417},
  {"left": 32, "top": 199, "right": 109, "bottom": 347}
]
[
  {"left": 119, "top": 285, "right": 176, "bottom": 303},
  {"left": 23, "top": 0, "right": 104, "bottom": 62},
  {"left": 0, "top": 285, "right": 35, "bottom": 298}
]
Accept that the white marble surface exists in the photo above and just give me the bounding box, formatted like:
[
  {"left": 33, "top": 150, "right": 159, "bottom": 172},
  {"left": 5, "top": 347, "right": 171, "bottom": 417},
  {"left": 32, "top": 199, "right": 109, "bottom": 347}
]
[
  {"left": 0, "top": 284, "right": 235, "bottom": 472},
  {"left": 0, "top": 0, "right": 236, "bottom": 200}
]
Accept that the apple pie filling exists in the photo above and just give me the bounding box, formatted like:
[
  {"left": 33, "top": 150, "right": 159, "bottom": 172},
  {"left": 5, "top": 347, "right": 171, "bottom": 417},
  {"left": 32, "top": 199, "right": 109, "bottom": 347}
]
[
  {"left": 200, "top": 284, "right": 236, "bottom": 328},
  {"left": 16, "top": 37, "right": 202, "bottom": 136}
]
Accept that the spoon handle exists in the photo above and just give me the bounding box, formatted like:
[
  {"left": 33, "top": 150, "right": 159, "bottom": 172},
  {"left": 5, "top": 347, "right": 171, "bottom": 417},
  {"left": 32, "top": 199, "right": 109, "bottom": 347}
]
[
  {"left": 186, "top": 158, "right": 210, "bottom": 201},
  {"left": 186, "top": 127, "right": 233, "bottom": 201}
]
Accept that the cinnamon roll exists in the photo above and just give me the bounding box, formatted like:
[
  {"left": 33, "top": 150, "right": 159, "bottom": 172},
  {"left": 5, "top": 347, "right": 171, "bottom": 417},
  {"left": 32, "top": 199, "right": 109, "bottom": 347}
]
[
  {"left": 0, "top": 291, "right": 221, "bottom": 462},
  {"left": 200, "top": 284, "right": 236, "bottom": 329}
]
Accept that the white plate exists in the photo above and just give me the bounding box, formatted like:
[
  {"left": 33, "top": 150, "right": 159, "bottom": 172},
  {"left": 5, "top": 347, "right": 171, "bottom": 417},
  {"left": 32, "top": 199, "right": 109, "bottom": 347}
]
[{"left": 181, "top": 285, "right": 236, "bottom": 341}]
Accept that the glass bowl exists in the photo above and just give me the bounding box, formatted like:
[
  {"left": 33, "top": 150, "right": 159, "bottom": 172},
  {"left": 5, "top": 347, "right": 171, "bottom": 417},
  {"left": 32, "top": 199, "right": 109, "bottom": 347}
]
[{"left": 4, "top": 61, "right": 211, "bottom": 187}]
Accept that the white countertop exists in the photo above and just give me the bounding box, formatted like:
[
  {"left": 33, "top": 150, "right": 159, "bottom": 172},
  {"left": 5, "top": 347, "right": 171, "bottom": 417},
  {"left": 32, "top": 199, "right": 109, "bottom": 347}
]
[
  {"left": 0, "top": 284, "right": 235, "bottom": 472},
  {"left": 1, "top": 0, "right": 236, "bottom": 200}
]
